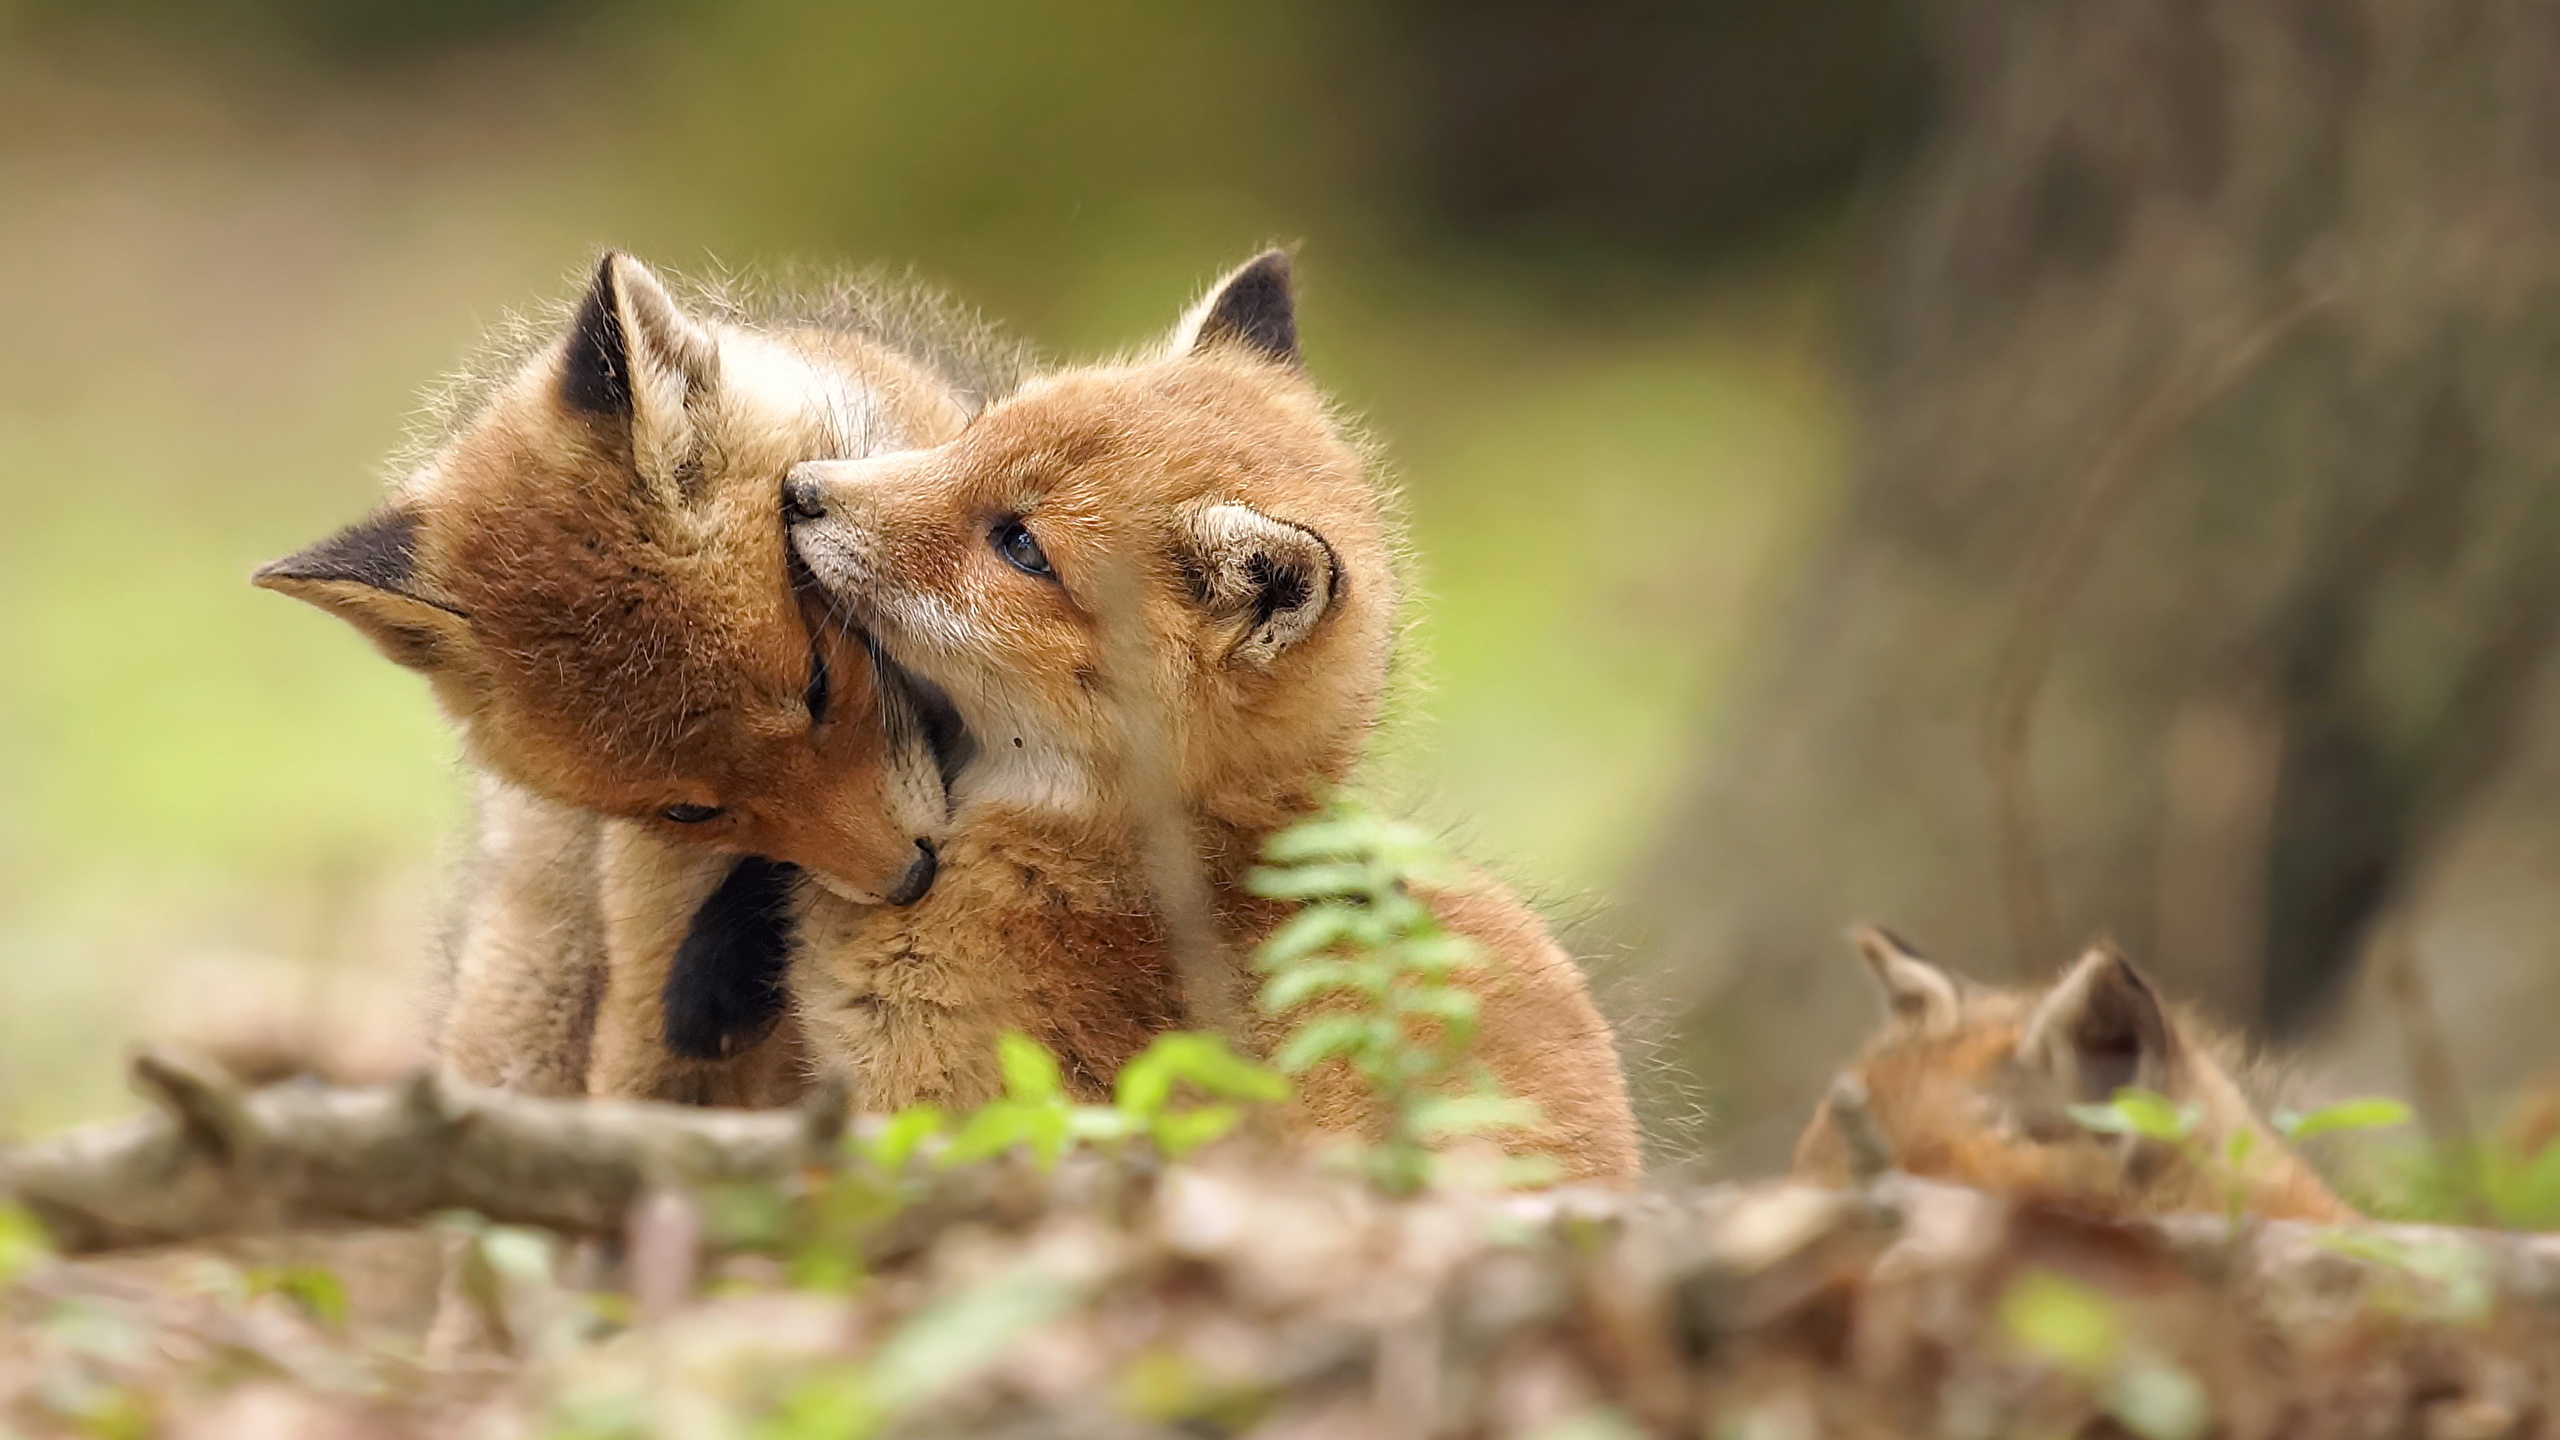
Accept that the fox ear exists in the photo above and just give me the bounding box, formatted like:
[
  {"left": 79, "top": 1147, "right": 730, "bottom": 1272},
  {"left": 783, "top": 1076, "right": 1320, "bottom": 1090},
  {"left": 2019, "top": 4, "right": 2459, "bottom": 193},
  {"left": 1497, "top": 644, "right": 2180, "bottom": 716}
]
[
  {"left": 1170, "top": 250, "right": 1297, "bottom": 365},
  {"left": 2019, "top": 944, "right": 2180, "bottom": 1104},
  {"left": 254, "top": 510, "right": 478, "bottom": 674},
  {"left": 560, "top": 251, "right": 721, "bottom": 495},
  {"left": 1179, "top": 503, "right": 1339, "bottom": 665},
  {"left": 1852, "top": 926, "right": 1961, "bottom": 1034}
]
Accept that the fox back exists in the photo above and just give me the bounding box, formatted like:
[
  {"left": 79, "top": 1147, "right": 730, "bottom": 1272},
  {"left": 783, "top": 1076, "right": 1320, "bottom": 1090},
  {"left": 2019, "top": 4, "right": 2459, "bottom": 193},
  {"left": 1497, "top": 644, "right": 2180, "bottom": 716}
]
[{"left": 1793, "top": 929, "right": 2355, "bottom": 1222}]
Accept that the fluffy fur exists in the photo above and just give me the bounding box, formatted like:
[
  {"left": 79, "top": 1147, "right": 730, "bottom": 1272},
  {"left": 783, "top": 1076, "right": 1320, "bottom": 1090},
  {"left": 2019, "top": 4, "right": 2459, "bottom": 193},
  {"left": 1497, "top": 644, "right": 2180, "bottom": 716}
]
[
  {"left": 1792, "top": 928, "right": 2356, "bottom": 1222},
  {"left": 258, "top": 253, "right": 1018, "bottom": 1096},
  {"left": 787, "top": 253, "right": 1642, "bottom": 1184}
]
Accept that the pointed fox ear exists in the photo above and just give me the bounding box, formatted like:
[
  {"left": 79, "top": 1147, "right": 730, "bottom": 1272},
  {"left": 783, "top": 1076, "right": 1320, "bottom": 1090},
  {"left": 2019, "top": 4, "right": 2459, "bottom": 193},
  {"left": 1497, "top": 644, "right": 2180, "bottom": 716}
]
[
  {"left": 1170, "top": 250, "right": 1297, "bottom": 365},
  {"left": 2019, "top": 944, "right": 2181, "bottom": 1104},
  {"left": 1179, "top": 503, "right": 1339, "bottom": 665},
  {"left": 253, "top": 510, "right": 476, "bottom": 674},
  {"left": 1852, "top": 926, "right": 1961, "bottom": 1034},
  {"left": 560, "top": 250, "right": 721, "bottom": 494}
]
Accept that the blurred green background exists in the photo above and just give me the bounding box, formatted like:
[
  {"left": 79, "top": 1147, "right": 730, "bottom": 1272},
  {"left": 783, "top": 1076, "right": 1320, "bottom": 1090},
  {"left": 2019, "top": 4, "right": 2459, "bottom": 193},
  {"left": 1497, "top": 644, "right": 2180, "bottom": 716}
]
[
  {"left": 0, "top": 0, "right": 1909, "bottom": 1131},
  {"left": 8, "top": 1, "right": 2558, "bottom": 1209}
]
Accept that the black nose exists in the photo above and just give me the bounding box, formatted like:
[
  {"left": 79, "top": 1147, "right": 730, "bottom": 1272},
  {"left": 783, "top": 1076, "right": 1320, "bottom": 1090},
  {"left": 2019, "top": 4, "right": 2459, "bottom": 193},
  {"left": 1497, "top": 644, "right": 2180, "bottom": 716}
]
[
  {"left": 885, "top": 840, "right": 938, "bottom": 905},
  {"left": 783, "top": 472, "right": 828, "bottom": 523}
]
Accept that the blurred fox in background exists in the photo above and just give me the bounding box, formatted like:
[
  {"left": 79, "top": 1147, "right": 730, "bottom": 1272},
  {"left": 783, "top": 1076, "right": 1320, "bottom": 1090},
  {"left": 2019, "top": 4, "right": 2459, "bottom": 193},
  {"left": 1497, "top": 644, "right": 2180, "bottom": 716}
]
[{"left": 1794, "top": 927, "right": 2356, "bottom": 1222}]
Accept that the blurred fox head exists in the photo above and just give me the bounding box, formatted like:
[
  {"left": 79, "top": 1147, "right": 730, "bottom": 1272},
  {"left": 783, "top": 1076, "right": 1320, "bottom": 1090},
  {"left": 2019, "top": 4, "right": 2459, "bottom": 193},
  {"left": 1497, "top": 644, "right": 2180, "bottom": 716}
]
[
  {"left": 1792, "top": 928, "right": 2355, "bottom": 1222},
  {"left": 255, "top": 253, "right": 997, "bottom": 904},
  {"left": 783, "top": 251, "right": 1393, "bottom": 831}
]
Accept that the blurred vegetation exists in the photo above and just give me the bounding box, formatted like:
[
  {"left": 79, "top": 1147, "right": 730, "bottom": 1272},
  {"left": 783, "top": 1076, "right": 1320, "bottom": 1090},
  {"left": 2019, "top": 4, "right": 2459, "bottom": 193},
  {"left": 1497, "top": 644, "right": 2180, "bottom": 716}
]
[{"left": 0, "top": 0, "right": 1884, "bottom": 1132}]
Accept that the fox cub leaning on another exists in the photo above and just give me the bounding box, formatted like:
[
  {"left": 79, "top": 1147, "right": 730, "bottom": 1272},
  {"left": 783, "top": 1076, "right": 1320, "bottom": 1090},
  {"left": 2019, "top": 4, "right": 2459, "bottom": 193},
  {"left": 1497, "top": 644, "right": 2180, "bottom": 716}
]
[
  {"left": 257, "top": 254, "right": 1014, "bottom": 1101},
  {"left": 1793, "top": 928, "right": 2356, "bottom": 1221},
  {"left": 785, "top": 252, "right": 1642, "bottom": 1184}
]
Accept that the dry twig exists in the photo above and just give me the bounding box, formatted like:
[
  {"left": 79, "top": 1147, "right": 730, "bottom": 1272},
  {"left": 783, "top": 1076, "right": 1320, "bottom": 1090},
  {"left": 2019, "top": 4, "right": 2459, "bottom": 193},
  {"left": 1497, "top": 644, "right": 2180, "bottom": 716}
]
[{"left": 0, "top": 1048, "right": 842, "bottom": 1253}]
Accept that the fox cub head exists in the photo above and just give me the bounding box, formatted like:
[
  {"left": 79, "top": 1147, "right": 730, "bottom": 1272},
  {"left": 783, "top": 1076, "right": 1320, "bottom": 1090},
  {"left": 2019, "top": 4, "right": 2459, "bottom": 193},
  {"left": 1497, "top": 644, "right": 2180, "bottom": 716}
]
[
  {"left": 785, "top": 251, "right": 1391, "bottom": 830},
  {"left": 257, "top": 253, "right": 975, "bottom": 904},
  {"left": 1792, "top": 928, "right": 2355, "bottom": 1222}
]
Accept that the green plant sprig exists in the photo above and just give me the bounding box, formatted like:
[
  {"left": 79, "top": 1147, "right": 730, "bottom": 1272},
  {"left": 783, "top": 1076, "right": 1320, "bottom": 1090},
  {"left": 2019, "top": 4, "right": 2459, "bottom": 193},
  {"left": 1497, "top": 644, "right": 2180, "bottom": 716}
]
[
  {"left": 2070, "top": 1088, "right": 2409, "bottom": 1231},
  {"left": 1248, "top": 799, "right": 1550, "bottom": 1194}
]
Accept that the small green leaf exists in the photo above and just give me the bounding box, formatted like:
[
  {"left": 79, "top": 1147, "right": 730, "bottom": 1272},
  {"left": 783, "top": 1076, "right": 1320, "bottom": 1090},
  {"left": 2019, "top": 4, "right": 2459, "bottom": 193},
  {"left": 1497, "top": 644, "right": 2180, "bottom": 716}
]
[
  {"left": 863, "top": 1105, "right": 948, "bottom": 1173},
  {"left": 1259, "top": 813, "right": 1386, "bottom": 864},
  {"left": 2275, "top": 1097, "right": 2413, "bottom": 1142},
  {"left": 2224, "top": 1127, "right": 2257, "bottom": 1169},
  {"left": 1257, "top": 904, "right": 1361, "bottom": 968},
  {"left": 1151, "top": 1106, "right": 1242, "bottom": 1158},
  {"left": 1999, "top": 1269, "right": 2121, "bottom": 1373},
  {"left": 1246, "top": 862, "right": 1376, "bottom": 901},
  {"left": 1409, "top": 1093, "right": 1543, "bottom": 1138},
  {"left": 0, "top": 1202, "right": 53, "bottom": 1286},
  {"left": 478, "top": 1226, "right": 557, "bottom": 1287},
  {"left": 762, "top": 1366, "right": 884, "bottom": 1440},
  {"left": 1066, "top": 1106, "right": 1141, "bottom": 1144},
  {"left": 2070, "top": 1089, "right": 2199, "bottom": 1143},
  {"left": 1392, "top": 932, "right": 1480, "bottom": 973},
  {"left": 1390, "top": 986, "right": 1482, "bottom": 1029},
  {"left": 997, "top": 1032, "right": 1065, "bottom": 1102},
  {"left": 1155, "top": 1033, "right": 1290, "bottom": 1101},
  {"left": 944, "top": 1102, "right": 1036, "bottom": 1165},
  {"left": 1259, "top": 959, "right": 1369, "bottom": 1013},
  {"left": 1271, "top": 1015, "right": 1381, "bottom": 1074},
  {"left": 248, "top": 1263, "right": 349, "bottom": 1329}
]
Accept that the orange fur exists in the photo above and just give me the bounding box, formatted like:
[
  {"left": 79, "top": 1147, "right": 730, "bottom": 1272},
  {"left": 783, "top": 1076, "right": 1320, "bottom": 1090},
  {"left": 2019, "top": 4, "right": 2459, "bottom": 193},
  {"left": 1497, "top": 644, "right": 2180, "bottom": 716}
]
[
  {"left": 257, "top": 254, "right": 1016, "bottom": 1095},
  {"left": 1792, "top": 929, "right": 2356, "bottom": 1222},
  {"left": 787, "top": 253, "right": 1641, "bottom": 1184}
]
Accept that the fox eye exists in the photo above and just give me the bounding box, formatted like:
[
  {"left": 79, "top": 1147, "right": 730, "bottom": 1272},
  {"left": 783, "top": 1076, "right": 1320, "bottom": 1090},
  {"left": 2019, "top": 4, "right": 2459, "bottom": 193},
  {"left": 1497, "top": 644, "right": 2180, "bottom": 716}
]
[
  {"left": 660, "top": 804, "right": 724, "bottom": 825},
  {"left": 991, "top": 518, "right": 1053, "bottom": 579}
]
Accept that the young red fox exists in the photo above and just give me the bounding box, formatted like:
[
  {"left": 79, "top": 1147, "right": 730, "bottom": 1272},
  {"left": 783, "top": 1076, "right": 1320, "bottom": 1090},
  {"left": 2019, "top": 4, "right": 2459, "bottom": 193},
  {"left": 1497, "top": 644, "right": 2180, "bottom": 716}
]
[
  {"left": 783, "top": 252, "right": 1642, "bottom": 1183},
  {"left": 1793, "top": 928, "right": 2357, "bottom": 1222},
  {"left": 257, "top": 254, "right": 1011, "bottom": 1098}
]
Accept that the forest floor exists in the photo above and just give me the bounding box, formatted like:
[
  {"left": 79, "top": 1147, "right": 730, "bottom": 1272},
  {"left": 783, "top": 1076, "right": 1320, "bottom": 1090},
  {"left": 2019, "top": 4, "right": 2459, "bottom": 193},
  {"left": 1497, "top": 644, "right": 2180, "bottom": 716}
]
[{"left": 6, "top": 1099, "right": 2557, "bottom": 1440}]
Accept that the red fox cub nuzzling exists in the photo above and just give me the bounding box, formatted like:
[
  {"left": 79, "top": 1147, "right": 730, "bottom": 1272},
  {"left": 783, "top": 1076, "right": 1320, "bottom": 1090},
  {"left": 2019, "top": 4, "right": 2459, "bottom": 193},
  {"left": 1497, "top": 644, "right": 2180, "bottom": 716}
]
[
  {"left": 1793, "top": 927, "right": 2357, "bottom": 1222},
  {"left": 257, "top": 254, "right": 1017, "bottom": 1098},
  {"left": 783, "top": 252, "right": 1644, "bottom": 1183}
]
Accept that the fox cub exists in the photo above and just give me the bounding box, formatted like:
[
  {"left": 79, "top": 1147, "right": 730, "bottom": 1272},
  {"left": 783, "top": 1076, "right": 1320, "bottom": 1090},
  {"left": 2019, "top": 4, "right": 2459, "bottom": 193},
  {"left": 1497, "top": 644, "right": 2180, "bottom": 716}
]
[
  {"left": 1793, "top": 928, "right": 2356, "bottom": 1221},
  {"left": 258, "top": 254, "right": 1013, "bottom": 1097},
  {"left": 784, "top": 252, "right": 1642, "bottom": 1183}
]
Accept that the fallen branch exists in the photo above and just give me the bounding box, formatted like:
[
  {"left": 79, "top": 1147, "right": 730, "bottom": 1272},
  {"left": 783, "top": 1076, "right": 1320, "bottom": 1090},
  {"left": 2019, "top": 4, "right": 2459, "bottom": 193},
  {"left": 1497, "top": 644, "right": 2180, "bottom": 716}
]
[
  {"left": 12, "top": 1053, "right": 2560, "bottom": 1319},
  {"left": 0, "top": 1047, "right": 845, "bottom": 1253}
]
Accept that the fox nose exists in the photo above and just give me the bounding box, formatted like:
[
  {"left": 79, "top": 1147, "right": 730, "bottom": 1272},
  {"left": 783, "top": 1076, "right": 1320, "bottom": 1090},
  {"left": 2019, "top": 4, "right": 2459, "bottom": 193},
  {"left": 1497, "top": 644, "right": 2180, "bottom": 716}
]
[
  {"left": 783, "top": 470, "right": 828, "bottom": 523},
  {"left": 884, "top": 840, "right": 938, "bottom": 906}
]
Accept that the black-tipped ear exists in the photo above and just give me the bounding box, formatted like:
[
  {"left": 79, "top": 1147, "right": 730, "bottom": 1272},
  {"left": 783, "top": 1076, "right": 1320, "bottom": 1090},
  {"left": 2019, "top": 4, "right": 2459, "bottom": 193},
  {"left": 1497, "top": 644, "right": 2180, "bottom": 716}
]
[
  {"left": 258, "top": 509, "right": 419, "bottom": 594},
  {"left": 1175, "top": 250, "right": 1297, "bottom": 364},
  {"left": 557, "top": 252, "right": 721, "bottom": 494},
  {"left": 663, "top": 856, "right": 801, "bottom": 1061},
  {"left": 1179, "top": 503, "right": 1339, "bottom": 665},
  {"left": 562, "top": 252, "right": 636, "bottom": 416},
  {"left": 1851, "top": 925, "right": 1961, "bottom": 1033},
  {"left": 2019, "top": 944, "right": 2180, "bottom": 1103},
  {"left": 254, "top": 511, "right": 476, "bottom": 674}
]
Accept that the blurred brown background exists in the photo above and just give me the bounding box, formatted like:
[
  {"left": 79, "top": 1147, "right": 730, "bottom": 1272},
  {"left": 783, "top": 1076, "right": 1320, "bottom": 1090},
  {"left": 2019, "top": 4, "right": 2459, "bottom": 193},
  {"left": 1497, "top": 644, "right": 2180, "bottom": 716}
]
[{"left": 1, "top": 0, "right": 2551, "bottom": 1179}]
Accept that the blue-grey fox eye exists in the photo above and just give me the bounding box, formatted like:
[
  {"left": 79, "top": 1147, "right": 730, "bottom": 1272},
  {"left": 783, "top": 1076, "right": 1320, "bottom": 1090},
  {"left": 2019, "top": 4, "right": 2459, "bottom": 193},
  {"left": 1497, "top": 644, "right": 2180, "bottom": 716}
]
[
  {"left": 991, "top": 518, "right": 1053, "bottom": 578},
  {"left": 660, "top": 804, "right": 723, "bottom": 825}
]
